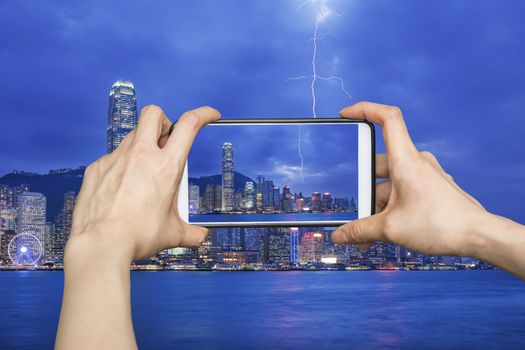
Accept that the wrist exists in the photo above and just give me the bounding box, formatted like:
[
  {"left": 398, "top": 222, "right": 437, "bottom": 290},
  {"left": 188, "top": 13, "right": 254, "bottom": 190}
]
[
  {"left": 64, "top": 233, "right": 134, "bottom": 272},
  {"left": 463, "top": 211, "right": 525, "bottom": 264}
]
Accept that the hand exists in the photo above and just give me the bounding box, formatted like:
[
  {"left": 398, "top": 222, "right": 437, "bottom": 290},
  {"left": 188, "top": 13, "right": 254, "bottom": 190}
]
[
  {"left": 332, "top": 102, "right": 488, "bottom": 257},
  {"left": 66, "top": 105, "right": 221, "bottom": 263}
]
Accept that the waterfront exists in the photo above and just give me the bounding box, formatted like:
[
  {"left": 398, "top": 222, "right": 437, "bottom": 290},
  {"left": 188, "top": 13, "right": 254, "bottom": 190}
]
[{"left": 1, "top": 270, "right": 524, "bottom": 349}]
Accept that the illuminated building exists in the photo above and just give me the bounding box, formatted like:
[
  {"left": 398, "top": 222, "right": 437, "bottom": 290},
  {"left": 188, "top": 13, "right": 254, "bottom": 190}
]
[
  {"left": 234, "top": 191, "right": 243, "bottom": 211},
  {"left": 0, "top": 230, "right": 16, "bottom": 261},
  {"left": 300, "top": 231, "right": 324, "bottom": 263},
  {"left": 321, "top": 192, "right": 333, "bottom": 211},
  {"left": 107, "top": 80, "right": 137, "bottom": 153},
  {"left": 212, "top": 228, "right": 244, "bottom": 251},
  {"left": 281, "top": 186, "right": 293, "bottom": 212},
  {"left": 221, "top": 142, "right": 234, "bottom": 212},
  {"left": 295, "top": 193, "right": 305, "bottom": 212},
  {"left": 290, "top": 227, "right": 299, "bottom": 264},
  {"left": 311, "top": 192, "right": 321, "bottom": 211},
  {"left": 261, "top": 180, "right": 275, "bottom": 209},
  {"left": 0, "top": 208, "right": 17, "bottom": 231},
  {"left": 333, "top": 197, "right": 349, "bottom": 211},
  {"left": 17, "top": 192, "right": 46, "bottom": 262},
  {"left": 188, "top": 185, "right": 200, "bottom": 214},
  {"left": 244, "top": 228, "right": 261, "bottom": 251},
  {"left": 256, "top": 193, "right": 263, "bottom": 212},
  {"left": 243, "top": 181, "right": 255, "bottom": 210},
  {"left": 197, "top": 239, "right": 214, "bottom": 264},
  {"left": 260, "top": 228, "right": 290, "bottom": 266},
  {"left": 0, "top": 185, "right": 15, "bottom": 209},
  {"left": 203, "top": 184, "right": 222, "bottom": 212}
]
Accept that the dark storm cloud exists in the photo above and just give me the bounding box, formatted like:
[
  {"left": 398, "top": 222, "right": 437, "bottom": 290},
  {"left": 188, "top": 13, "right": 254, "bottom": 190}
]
[{"left": 0, "top": 0, "right": 524, "bottom": 221}]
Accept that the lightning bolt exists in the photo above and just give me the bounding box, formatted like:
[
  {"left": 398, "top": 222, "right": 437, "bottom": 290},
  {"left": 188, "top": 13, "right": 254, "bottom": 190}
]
[{"left": 286, "top": 0, "right": 351, "bottom": 183}]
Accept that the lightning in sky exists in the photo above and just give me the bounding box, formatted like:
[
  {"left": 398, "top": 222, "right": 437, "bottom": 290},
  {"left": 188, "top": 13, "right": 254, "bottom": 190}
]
[{"left": 287, "top": 0, "right": 351, "bottom": 183}]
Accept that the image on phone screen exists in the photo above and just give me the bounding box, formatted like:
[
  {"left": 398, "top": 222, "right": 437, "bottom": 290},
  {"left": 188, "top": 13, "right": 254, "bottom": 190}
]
[{"left": 185, "top": 121, "right": 368, "bottom": 226}]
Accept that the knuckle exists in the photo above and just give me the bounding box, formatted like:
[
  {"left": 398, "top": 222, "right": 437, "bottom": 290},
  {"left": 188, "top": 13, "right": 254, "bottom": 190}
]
[
  {"left": 179, "top": 110, "right": 201, "bottom": 129},
  {"left": 387, "top": 105, "right": 403, "bottom": 120},
  {"left": 141, "top": 104, "right": 163, "bottom": 116},
  {"left": 84, "top": 163, "right": 96, "bottom": 177}
]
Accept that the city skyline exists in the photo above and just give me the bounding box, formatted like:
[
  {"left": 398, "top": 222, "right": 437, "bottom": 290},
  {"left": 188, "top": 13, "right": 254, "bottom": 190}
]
[
  {"left": 190, "top": 141, "right": 356, "bottom": 215},
  {"left": 188, "top": 124, "right": 359, "bottom": 200},
  {"left": 0, "top": 80, "right": 469, "bottom": 270}
]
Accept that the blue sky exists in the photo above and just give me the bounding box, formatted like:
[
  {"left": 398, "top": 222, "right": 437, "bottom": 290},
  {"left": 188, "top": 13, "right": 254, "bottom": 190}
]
[{"left": 0, "top": 0, "right": 524, "bottom": 222}]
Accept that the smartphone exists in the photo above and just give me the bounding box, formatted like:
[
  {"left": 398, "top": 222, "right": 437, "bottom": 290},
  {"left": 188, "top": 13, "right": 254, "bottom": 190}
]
[{"left": 178, "top": 118, "right": 375, "bottom": 227}]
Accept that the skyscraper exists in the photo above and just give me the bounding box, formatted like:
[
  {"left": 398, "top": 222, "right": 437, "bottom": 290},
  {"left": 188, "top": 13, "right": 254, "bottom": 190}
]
[
  {"left": 61, "top": 191, "right": 76, "bottom": 246},
  {"left": 290, "top": 227, "right": 300, "bottom": 264},
  {"left": 243, "top": 181, "right": 255, "bottom": 210},
  {"left": 281, "top": 186, "right": 293, "bottom": 212},
  {"left": 300, "top": 232, "right": 324, "bottom": 263},
  {"left": 107, "top": 80, "right": 137, "bottom": 153},
  {"left": 188, "top": 185, "right": 200, "bottom": 214},
  {"left": 261, "top": 180, "right": 275, "bottom": 208},
  {"left": 260, "top": 228, "right": 290, "bottom": 266},
  {"left": 17, "top": 192, "right": 46, "bottom": 250},
  {"left": 0, "top": 185, "right": 15, "bottom": 209},
  {"left": 221, "top": 142, "right": 234, "bottom": 212},
  {"left": 311, "top": 192, "right": 321, "bottom": 211},
  {"left": 321, "top": 192, "right": 333, "bottom": 211},
  {"left": 204, "top": 184, "right": 222, "bottom": 212}
]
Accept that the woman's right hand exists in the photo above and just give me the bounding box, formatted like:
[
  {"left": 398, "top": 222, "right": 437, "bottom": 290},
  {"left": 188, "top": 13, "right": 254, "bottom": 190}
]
[{"left": 332, "top": 102, "right": 489, "bottom": 258}]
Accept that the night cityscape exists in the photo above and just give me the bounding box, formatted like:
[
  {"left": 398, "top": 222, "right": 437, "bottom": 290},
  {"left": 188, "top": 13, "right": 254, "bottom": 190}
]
[
  {"left": 0, "top": 80, "right": 492, "bottom": 272},
  {"left": 188, "top": 140, "right": 356, "bottom": 216}
]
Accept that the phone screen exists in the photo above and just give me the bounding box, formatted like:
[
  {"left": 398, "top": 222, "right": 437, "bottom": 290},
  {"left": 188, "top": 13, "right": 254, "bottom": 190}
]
[{"left": 186, "top": 122, "right": 359, "bottom": 225}]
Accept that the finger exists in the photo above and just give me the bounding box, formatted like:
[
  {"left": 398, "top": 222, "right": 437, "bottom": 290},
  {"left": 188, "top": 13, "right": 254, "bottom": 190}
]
[
  {"left": 134, "top": 105, "right": 171, "bottom": 147},
  {"left": 158, "top": 117, "right": 174, "bottom": 148},
  {"left": 375, "top": 180, "right": 391, "bottom": 213},
  {"left": 331, "top": 213, "right": 386, "bottom": 245},
  {"left": 376, "top": 153, "right": 389, "bottom": 178},
  {"left": 339, "top": 102, "right": 418, "bottom": 160},
  {"left": 165, "top": 106, "right": 221, "bottom": 168},
  {"left": 178, "top": 224, "right": 210, "bottom": 248}
]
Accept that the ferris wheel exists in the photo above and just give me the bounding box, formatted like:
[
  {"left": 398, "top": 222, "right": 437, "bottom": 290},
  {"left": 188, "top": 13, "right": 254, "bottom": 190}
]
[{"left": 7, "top": 233, "right": 43, "bottom": 266}]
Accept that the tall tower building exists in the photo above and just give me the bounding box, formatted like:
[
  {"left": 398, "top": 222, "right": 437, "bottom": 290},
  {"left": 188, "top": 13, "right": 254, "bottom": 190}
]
[
  {"left": 290, "top": 227, "right": 300, "bottom": 265},
  {"left": 221, "top": 142, "right": 234, "bottom": 212},
  {"left": 107, "top": 80, "right": 137, "bottom": 153},
  {"left": 17, "top": 192, "right": 46, "bottom": 244},
  {"left": 243, "top": 182, "right": 255, "bottom": 210},
  {"left": 62, "top": 191, "right": 76, "bottom": 246}
]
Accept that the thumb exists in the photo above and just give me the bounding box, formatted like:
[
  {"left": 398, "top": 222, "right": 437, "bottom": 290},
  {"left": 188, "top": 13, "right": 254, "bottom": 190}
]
[{"left": 331, "top": 214, "right": 385, "bottom": 245}]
